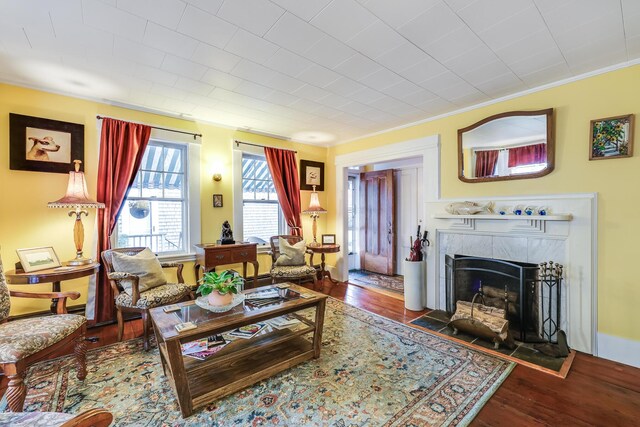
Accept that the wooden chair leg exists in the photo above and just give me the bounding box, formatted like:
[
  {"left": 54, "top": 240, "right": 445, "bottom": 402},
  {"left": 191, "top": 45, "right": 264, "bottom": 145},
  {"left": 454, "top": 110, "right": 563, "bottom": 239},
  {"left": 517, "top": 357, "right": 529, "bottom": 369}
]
[
  {"left": 74, "top": 333, "right": 87, "bottom": 381},
  {"left": 142, "top": 311, "right": 150, "bottom": 351},
  {"left": 116, "top": 308, "right": 124, "bottom": 342},
  {"left": 6, "top": 368, "right": 26, "bottom": 412}
]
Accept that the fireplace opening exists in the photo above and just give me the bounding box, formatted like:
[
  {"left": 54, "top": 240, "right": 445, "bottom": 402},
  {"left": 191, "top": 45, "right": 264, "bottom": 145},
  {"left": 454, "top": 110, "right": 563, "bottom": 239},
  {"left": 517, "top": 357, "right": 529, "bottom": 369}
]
[{"left": 445, "top": 254, "right": 543, "bottom": 343}]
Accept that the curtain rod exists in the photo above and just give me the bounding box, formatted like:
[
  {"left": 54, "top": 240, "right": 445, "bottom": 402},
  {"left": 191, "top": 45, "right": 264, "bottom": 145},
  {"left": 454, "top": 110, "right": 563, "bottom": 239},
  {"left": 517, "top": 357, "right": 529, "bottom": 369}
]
[
  {"left": 234, "top": 140, "right": 297, "bottom": 153},
  {"left": 96, "top": 116, "right": 202, "bottom": 139}
]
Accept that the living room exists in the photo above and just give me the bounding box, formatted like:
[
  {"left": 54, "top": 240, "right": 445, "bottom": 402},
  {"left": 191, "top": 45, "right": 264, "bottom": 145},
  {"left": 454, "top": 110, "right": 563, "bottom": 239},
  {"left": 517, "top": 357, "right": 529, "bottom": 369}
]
[{"left": 0, "top": 1, "right": 639, "bottom": 426}]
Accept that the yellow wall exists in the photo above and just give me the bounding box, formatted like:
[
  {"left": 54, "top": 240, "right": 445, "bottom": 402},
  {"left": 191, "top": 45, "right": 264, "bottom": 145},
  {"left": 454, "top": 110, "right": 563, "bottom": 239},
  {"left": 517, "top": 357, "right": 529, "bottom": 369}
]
[
  {"left": 328, "top": 64, "right": 640, "bottom": 343},
  {"left": 0, "top": 83, "right": 327, "bottom": 316}
]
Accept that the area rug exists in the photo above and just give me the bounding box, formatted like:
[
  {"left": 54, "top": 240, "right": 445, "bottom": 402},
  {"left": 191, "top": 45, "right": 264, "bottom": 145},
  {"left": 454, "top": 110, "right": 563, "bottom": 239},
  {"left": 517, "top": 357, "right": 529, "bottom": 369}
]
[
  {"left": 4, "top": 299, "right": 513, "bottom": 426},
  {"left": 349, "top": 270, "right": 405, "bottom": 299}
]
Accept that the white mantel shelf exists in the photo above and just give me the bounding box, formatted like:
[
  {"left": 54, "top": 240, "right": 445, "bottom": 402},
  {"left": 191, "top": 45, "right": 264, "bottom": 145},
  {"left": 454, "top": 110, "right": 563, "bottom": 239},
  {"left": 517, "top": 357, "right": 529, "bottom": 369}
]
[{"left": 433, "top": 213, "right": 573, "bottom": 221}]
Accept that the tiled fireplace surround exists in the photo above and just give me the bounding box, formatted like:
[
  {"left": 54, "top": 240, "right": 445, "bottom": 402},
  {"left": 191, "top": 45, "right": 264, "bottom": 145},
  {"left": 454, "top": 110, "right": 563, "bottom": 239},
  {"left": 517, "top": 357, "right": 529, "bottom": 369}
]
[{"left": 425, "top": 194, "right": 597, "bottom": 355}]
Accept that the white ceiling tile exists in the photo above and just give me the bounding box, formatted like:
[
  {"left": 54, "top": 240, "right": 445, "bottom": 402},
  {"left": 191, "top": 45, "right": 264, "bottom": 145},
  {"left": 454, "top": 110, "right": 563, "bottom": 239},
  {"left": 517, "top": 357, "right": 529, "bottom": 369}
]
[
  {"left": 349, "top": 87, "right": 386, "bottom": 104},
  {"left": 444, "top": 45, "right": 498, "bottom": 75},
  {"left": 476, "top": 6, "right": 551, "bottom": 52},
  {"left": 162, "top": 54, "right": 208, "bottom": 80},
  {"left": 183, "top": 0, "right": 223, "bottom": 15},
  {"left": 347, "top": 20, "right": 405, "bottom": 59},
  {"left": 201, "top": 68, "right": 243, "bottom": 90},
  {"left": 162, "top": 97, "right": 197, "bottom": 113},
  {"left": 316, "top": 92, "right": 352, "bottom": 108},
  {"left": 362, "top": 0, "right": 440, "bottom": 29},
  {"left": 217, "top": 0, "right": 284, "bottom": 36},
  {"left": 184, "top": 93, "right": 220, "bottom": 108},
  {"left": 0, "top": 0, "right": 58, "bottom": 28},
  {"left": 458, "top": 60, "right": 512, "bottom": 86},
  {"left": 432, "top": 81, "right": 481, "bottom": 102},
  {"left": 263, "top": 90, "right": 298, "bottom": 106},
  {"left": 627, "top": 34, "right": 640, "bottom": 58},
  {"left": 397, "top": 56, "right": 448, "bottom": 83},
  {"left": 83, "top": 0, "right": 147, "bottom": 41},
  {"left": 399, "top": 88, "right": 438, "bottom": 107},
  {"left": 191, "top": 43, "right": 241, "bottom": 73},
  {"left": 233, "top": 80, "right": 275, "bottom": 99},
  {"left": 518, "top": 61, "right": 571, "bottom": 87},
  {"left": 134, "top": 64, "right": 180, "bottom": 86},
  {"left": 293, "top": 84, "right": 332, "bottom": 101},
  {"left": 224, "top": 28, "right": 279, "bottom": 63},
  {"left": 114, "top": 37, "right": 165, "bottom": 67},
  {"left": 456, "top": 0, "right": 532, "bottom": 33},
  {"left": 324, "top": 77, "right": 368, "bottom": 96},
  {"left": 144, "top": 22, "right": 199, "bottom": 57},
  {"left": 231, "top": 60, "right": 277, "bottom": 85},
  {"left": 415, "top": 96, "right": 456, "bottom": 114},
  {"left": 264, "top": 49, "right": 313, "bottom": 77},
  {"left": 269, "top": 0, "right": 332, "bottom": 21},
  {"left": 379, "top": 79, "right": 423, "bottom": 99},
  {"left": 265, "top": 12, "right": 324, "bottom": 54},
  {"left": 311, "top": 0, "right": 378, "bottom": 41},
  {"left": 398, "top": 2, "right": 464, "bottom": 50},
  {"left": 288, "top": 98, "right": 323, "bottom": 113},
  {"left": 418, "top": 71, "right": 465, "bottom": 92},
  {"left": 507, "top": 49, "right": 567, "bottom": 77},
  {"left": 174, "top": 76, "right": 214, "bottom": 95},
  {"left": 449, "top": 91, "right": 490, "bottom": 107},
  {"left": 375, "top": 43, "right": 430, "bottom": 75},
  {"left": 474, "top": 71, "right": 526, "bottom": 97},
  {"left": 264, "top": 72, "right": 306, "bottom": 92},
  {"left": 303, "top": 35, "right": 356, "bottom": 68},
  {"left": 335, "top": 101, "right": 372, "bottom": 116},
  {"left": 333, "top": 53, "right": 383, "bottom": 81},
  {"left": 422, "top": 26, "right": 484, "bottom": 63},
  {"left": 444, "top": 0, "right": 477, "bottom": 13},
  {"left": 296, "top": 64, "right": 341, "bottom": 87},
  {"left": 359, "top": 67, "right": 406, "bottom": 90},
  {"left": 623, "top": 11, "right": 640, "bottom": 38},
  {"left": 116, "top": 0, "right": 187, "bottom": 30},
  {"left": 494, "top": 30, "right": 560, "bottom": 64},
  {"left": 177, "top": 5, "right": 237, "bottom": 49},
  {"left": 150, "top": 83, "right": 190, "bottom": 100}
]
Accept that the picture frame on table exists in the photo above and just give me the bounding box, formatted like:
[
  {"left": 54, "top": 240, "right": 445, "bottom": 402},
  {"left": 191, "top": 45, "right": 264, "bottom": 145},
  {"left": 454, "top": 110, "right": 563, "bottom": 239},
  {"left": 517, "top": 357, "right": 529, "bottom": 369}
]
[
  {"left": 10, "top": 113, "right": 85, "bottom": 173},
  {"left": 16, "top": 246, "right": 62, "bottom": 273},
  {"left": 299, "top": 160, "right": 324, "bottom": 191},
  {"left": 589, "top": 114, "right": 634, "bottom": 160},
  {"left": 321, "top": 234, "right": 336, "bottom": 245},
  {"left": 213, "top": 194, "right": 223, "bottom": 208}
]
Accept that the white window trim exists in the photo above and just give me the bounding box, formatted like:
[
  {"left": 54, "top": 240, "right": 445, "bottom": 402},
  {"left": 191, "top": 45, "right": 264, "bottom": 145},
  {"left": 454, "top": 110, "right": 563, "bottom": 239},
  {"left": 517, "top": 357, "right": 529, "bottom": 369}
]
[{"left": 233, "top": 145, "right": 286, "bottom": 253}]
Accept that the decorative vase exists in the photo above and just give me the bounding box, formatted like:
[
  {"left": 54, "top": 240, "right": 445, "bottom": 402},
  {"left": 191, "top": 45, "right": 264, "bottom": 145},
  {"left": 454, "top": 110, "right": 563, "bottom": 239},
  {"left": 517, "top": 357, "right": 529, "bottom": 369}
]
[{"left": 207, "top": 291, "right": 233, "bottom": 307}]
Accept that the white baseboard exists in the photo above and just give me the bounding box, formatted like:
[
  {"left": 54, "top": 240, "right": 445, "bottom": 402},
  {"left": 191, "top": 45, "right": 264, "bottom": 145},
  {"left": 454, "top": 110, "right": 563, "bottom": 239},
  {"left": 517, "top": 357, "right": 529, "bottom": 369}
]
[{"left": 596, "top": 333, "right": 640, "bottom": 368}]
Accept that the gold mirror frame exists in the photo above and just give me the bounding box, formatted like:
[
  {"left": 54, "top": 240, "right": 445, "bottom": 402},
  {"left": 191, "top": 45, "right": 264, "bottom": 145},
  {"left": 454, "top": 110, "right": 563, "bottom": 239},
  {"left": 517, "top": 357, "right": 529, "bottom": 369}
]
[{"left": 458, "top": 108, "right": 555, "bottom": 183}]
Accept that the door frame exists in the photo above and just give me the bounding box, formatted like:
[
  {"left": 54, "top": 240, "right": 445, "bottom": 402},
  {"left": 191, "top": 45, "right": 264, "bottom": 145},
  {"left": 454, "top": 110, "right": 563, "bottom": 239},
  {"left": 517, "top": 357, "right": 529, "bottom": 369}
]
[{"left": 334, "top": 135, "right": 440, "bottom": 307}]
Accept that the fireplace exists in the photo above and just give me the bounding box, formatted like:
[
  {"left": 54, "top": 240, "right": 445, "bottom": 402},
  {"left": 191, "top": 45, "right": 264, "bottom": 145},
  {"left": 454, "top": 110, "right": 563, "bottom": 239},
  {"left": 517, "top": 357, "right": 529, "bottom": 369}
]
[{"left": 445, "top": 255, "right": 542, "bottom": 342}]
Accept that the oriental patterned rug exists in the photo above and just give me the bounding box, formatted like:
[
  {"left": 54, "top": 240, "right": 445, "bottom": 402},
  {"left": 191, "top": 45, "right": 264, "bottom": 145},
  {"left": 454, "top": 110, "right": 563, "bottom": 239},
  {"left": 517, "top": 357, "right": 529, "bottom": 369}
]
[
  {"left": 349, "top": 270, "right": 405, "bottom": 299},
  {"left": 4, "top": 299, "right": 513, "bottom": 426}
]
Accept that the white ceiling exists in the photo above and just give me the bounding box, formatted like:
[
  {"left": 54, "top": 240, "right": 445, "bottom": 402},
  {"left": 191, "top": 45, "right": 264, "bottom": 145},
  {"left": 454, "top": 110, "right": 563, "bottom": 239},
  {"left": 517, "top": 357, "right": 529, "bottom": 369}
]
[{"left": 0, "top": 0, "right": 638, "bottom": 145}]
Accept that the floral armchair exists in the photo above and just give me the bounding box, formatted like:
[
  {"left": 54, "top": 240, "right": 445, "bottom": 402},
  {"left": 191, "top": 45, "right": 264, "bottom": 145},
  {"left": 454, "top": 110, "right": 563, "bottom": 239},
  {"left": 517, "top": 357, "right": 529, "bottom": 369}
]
[
  {"left": 268, "top": 235, "right": 318, "bottom": 286},
  {"left": 0, "top": 251, "right": 87, "bottom": 412}
]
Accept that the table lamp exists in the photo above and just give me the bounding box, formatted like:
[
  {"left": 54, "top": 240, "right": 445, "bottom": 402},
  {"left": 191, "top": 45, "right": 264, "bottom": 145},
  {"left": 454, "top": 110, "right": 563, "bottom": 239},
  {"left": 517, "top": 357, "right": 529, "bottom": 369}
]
[
  {"left": 48, "top": 160, "right": 105, "bottom": 265},
  {"left": 302, "top": 185, "right": 326, "bottom": 247}
]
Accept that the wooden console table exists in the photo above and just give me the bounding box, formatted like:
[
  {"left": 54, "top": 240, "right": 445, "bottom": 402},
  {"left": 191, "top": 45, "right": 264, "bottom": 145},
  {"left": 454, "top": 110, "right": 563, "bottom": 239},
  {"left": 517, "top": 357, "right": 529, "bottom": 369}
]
[
  {"left": 5, "top": 263, "right": 100, "bottom": 313},
  {"left": 194, "top": 243, "right": 259, "bottom": 289}
]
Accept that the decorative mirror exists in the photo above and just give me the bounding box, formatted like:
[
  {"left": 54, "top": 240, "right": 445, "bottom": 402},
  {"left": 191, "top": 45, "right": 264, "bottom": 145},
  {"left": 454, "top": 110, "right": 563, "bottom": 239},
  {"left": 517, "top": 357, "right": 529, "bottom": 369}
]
[{"left": 458, "top": 108, "right": 554, "bottom": 182}]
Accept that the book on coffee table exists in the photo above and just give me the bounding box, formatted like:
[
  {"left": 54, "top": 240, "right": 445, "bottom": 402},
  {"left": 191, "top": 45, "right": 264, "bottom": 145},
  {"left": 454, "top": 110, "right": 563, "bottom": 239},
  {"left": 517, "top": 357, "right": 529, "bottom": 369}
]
[{"left": 227, "top": 322, "right": 267, "bottom": 339}]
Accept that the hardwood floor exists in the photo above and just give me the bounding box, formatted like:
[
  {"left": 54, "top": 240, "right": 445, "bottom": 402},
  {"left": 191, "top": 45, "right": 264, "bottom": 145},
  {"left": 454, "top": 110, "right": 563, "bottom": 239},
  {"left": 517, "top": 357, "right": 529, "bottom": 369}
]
[{"left": 6, "top": 280, "right": 640, "bottom": 426}]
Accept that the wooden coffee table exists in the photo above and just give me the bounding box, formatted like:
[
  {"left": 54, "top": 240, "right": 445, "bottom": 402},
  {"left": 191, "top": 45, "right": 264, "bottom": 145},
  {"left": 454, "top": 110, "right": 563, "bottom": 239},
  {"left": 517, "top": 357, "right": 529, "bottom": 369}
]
[{"left": 149, "top": 284, "right": 327, "bottom": 417}]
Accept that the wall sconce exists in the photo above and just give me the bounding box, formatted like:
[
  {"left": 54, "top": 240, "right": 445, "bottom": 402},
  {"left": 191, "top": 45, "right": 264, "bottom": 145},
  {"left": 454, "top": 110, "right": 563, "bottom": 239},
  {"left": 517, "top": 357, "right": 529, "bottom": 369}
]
[{"left": 213, "top": 173, "right": 222, "bottom": 182}]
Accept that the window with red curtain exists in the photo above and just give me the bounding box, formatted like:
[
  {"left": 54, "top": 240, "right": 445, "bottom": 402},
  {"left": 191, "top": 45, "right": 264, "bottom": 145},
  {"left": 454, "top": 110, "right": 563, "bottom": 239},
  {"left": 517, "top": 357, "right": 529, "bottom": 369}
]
[
  {"left": 475, "top": 150, "right": 499, "bottom": 178},
  {"left": 508, "top": 143, "right": 547, "bottom": 167}
]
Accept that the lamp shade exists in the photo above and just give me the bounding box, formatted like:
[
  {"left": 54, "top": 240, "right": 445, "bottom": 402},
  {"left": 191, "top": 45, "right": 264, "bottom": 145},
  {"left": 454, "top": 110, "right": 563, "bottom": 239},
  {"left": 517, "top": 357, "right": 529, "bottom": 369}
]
[
  {"left": 303, "top": 188, "right": 326, "bottom": 214},
  {"left": 48, "top": 161, "right": 105, "bottom": 209}
]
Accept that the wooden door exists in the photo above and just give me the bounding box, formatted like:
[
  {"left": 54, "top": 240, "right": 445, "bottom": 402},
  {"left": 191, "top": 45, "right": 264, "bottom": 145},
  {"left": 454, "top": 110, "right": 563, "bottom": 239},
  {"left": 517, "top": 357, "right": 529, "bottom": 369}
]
[{"left": 359, "top": 169, "right": 395, "bottom": 275}]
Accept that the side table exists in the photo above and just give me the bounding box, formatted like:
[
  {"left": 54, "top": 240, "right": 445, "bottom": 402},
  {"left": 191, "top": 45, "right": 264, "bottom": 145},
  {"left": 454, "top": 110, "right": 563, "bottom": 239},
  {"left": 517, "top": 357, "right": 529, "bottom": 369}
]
[
  {"left": 5, "top": 263, "right": 100, "bottom": 313},
  {"left": 306, "top": 244, "right": 341, "bottom": 287}
]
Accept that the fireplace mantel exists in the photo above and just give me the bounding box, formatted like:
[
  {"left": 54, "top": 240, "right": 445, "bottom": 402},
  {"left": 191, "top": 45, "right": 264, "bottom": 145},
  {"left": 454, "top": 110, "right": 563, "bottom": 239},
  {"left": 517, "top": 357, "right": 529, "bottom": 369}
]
[{"left": 433, "top": 213, "right": 572, "bottom": 221}]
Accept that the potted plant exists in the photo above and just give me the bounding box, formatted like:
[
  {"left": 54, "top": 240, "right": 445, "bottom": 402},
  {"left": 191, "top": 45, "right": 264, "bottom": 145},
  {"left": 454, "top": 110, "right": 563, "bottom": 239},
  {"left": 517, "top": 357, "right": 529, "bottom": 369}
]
[{"left": 197, "top": 270, "right": 242, "bottom": 307}]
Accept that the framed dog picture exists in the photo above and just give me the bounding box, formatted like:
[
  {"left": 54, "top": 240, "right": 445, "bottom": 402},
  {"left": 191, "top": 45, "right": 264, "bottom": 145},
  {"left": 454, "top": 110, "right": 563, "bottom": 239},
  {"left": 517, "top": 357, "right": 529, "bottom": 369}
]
[
  {"left": 16, "top": 246, "right": 62, "bottom": 273},
  {"left": 589, "top": 114, "right": 634, "bottom": 160},
  {"left": 300, "top": 160, "right": 324, "bottom": 191},
  {"left": 10, "top": 113, "right": 84, "bottom": 173}
]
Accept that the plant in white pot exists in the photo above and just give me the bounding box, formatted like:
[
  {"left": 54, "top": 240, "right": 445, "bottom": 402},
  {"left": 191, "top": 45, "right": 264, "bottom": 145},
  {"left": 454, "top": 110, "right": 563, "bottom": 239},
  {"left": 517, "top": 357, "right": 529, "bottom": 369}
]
[{"left": 197, "top": 270, "right": 242, "bottom": 307}]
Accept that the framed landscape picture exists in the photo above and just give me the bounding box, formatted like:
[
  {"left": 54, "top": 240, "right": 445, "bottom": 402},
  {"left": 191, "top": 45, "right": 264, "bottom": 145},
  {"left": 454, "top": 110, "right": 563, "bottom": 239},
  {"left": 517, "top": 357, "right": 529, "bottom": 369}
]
[
  {"left": 10, "top": 113, "right": 84, "bottom": 173},
  {"left": 300, "top": 160, "right": 324, "bottom": 191},
  {"left": 16, "top": 246, "right": 61, "bottom": 273},
  {"left": 589, "top": 114, "right": 634, "bottom": 160}
]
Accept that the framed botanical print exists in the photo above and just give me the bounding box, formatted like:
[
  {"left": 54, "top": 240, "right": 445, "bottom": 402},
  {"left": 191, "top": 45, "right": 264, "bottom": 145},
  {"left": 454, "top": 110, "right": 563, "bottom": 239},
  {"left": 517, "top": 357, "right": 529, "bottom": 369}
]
[
  {"left": 300, "top": 160, "right": 324, "bottom": 191},
  {"left": 10, "top": 113, "right": 84, "bottom": 173},
  {"left": 589, "top": 114, "right": 634, "bottom": 160}
]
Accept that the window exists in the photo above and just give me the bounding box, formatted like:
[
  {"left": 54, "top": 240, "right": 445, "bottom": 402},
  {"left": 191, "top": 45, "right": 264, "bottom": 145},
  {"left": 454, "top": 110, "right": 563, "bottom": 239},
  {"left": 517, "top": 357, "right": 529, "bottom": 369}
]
[
  {"left": 115, "top": 141, "right": 188, "bottom": 255},
  {"left": 240, "top": 153, "right": 284, "bottom": 244}
]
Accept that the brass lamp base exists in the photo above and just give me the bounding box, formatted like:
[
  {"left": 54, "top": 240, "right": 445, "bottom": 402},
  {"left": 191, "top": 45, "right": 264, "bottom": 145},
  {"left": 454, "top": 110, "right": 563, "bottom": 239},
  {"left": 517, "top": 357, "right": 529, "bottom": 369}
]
[
  {"left": 67, "top": 256, "right": 94, "bottom": 266},
  {"left": 307, "top": 241, "right": 321, "bottom": 247}
]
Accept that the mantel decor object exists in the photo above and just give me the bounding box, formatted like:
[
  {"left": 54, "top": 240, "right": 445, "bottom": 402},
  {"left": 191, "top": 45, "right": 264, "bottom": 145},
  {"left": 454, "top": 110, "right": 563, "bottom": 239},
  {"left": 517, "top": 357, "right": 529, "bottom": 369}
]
[
  {"left": 303, "top": 185, "right": 327, "bottom": 247},
  {"left": 48, "top": 160, "right": 105, "bottom": 265}
]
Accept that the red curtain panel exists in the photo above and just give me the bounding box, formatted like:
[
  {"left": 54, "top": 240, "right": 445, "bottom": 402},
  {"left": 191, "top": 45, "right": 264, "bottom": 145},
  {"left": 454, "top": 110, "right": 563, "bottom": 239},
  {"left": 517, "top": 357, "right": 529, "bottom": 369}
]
[
  {"left": 264, "top": 147, "right": 303, "bottom": 237},
  {"left": 475, "top": 150, "right": 499, "bottom": 178},
  {"left": 508, "top": 143, "right": 547, "bottom": 167},
  {"left": 91, "top": 118, "right": 151, "bottom": 325}
]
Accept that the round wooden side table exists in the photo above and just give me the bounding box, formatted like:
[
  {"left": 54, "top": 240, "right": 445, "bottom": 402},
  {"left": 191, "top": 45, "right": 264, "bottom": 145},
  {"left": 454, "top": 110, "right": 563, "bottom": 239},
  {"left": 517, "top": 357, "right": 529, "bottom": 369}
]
[
  {"left": 307, "top": 244, "right": 341, "bottom": 285},
  {"left": 5, "top": 263, "right": 100, "bottom": 313}
]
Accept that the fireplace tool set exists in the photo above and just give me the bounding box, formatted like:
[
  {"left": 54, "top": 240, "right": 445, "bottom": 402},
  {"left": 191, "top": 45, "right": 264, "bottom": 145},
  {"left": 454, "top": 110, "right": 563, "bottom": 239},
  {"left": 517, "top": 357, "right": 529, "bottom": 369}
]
[{"left": 534, "top": 261, "right": 569, "bottom": 357}]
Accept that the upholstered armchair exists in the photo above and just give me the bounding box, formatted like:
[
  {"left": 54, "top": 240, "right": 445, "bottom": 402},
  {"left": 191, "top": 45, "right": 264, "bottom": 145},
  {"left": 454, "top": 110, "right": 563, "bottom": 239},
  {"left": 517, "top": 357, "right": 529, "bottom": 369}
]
[
  {"left": 101, "top": 247, "right": 192, "bottom": 351},
  {"left": 0, "top": 408, "right": 112, "bottom": 427},
  {"left": 269, "top": 235, "right": 318, "bottom": 286},
  {"left": 0, "top": 253, "right": 87, "bottom": 412}
]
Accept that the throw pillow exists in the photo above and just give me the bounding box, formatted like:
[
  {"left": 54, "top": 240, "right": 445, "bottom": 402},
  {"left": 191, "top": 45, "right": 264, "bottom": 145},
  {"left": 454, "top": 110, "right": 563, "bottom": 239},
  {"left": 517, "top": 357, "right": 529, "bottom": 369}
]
[
  {"left": 111, "top": 248, "right": 167, "bottom": 294},
  {"left": 275, "top": 238, "right": 306, "bottom": 266}
]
